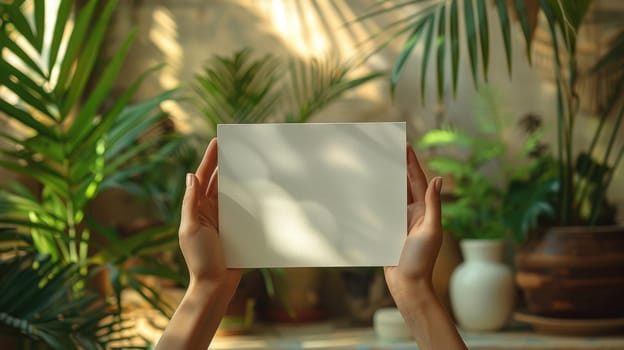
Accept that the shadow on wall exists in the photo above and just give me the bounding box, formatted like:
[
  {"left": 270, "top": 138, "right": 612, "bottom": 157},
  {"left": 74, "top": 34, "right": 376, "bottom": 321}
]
[
  {"left": 105, "top": 0, "right": 409, "bottom": 133},
  {"left": 218, "top": 123, "right": 406, "bottom": 268}
]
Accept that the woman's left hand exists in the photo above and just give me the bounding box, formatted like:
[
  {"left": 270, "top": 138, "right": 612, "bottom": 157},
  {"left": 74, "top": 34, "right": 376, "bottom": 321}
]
[{"left": 179, "top": 138, "right": 241, "bottom": 291}]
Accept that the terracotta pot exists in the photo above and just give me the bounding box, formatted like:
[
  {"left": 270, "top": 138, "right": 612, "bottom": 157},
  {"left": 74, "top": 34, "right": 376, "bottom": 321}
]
[{"left": 516, "top": 226, "right": 624, "bottom": 318}]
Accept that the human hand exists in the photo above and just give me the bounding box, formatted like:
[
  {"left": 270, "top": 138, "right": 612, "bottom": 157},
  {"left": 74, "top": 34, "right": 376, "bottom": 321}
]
[
  {"left": 179, "top": 138, "right": 241, "bottom": 291},
  {"left": 156, "top": 138, "right": 241, "bottom": 350},
  {"left": 384, "top": 144, "right": 443, "bottom": 300}
]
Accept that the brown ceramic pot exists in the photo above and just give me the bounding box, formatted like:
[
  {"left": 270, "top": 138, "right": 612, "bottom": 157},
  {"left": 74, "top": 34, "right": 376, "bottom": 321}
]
[{"left": 515, "top": 226, "right": 624, "bottom": 318}]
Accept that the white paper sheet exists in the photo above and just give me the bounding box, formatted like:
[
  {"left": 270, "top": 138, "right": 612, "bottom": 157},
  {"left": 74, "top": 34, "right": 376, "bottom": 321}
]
[{"left": 217, "top": 122, "right": 406, "bottom": 268}]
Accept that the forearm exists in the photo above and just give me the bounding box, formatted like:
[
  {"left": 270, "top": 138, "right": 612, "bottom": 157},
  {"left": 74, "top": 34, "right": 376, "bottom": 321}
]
[
  {"left": 394, "top": 280, "right": 467, "bottom": 350},
  {"left": 156, "top": 280, "right": 233, "bottom": 350}
]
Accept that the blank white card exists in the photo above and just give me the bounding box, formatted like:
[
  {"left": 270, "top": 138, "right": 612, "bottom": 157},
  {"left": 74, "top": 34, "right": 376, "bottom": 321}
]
[{"left": 217, "top": 122, "right": 406, "bottom": 268}]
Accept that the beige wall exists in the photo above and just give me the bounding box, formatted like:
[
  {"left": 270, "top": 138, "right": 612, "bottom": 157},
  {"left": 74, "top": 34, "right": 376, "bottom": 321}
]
[{"left": 105, "top": 0, "right": 623, "bottom": 217}]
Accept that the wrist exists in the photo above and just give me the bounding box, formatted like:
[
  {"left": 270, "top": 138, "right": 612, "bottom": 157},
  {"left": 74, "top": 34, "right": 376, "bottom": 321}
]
[
  {"left": 188, "top": 277, "right": 224, "bottom": 295},
  {"left": 185, "top": 279, "right": 219, "bottom": 307},
  {"left": 392, "top": 278, "right": 437, "bottom": 311},
  {"left": 188, "top": 275, "right": 238, "bottom": 305}
]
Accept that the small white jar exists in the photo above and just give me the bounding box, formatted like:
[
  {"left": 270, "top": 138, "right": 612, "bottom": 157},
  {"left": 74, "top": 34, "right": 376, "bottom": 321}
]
[{"left": 373, "top": 307, "right": 411, "bottom": 341}]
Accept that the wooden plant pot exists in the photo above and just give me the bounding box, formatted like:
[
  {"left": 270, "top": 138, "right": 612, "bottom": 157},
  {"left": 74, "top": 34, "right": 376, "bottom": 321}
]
[{"left": 515, "top": 226, "right": 624, "bottom": 318}]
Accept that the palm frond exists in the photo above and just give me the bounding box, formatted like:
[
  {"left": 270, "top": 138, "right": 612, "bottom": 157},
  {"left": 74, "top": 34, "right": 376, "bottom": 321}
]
[
  {"left": 193, "top": 49, "right": 283, "bottom": 131},
  {"left": 359, "top": 0, "right": 624, "bottom": 229},
  {"left": 283, "top": 56, "right": 384, "bottom": 122},
  {"left": 0, "top": 0, "right": 183, "bottom": 330},
  {"left": 354, "top": 0, "right": 593, "bottom": 101},
  {"left": 0, "top": 0, "right": 176, "bottom": 263},
  {"left": 0, "top": 248, "right": 134, "bottom": 349}
]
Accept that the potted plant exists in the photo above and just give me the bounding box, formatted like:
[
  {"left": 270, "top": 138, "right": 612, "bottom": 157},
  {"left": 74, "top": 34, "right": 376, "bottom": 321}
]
[
  {"left": 417, "top": 88, "right": 521, "bottom": 331},
  {"left": 358, "top": 0, "right": 624, "bottom": 324}
]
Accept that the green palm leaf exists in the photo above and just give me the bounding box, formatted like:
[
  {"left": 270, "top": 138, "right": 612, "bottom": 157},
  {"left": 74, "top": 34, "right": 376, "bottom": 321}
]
[
  {"left": 391, "top": 15, "right": 431, "bottom": 95},
  {"left": 495, "top": 0, "right": 513, "bottom": 74},
  {"left": 194, "top": 49, "right": 383, "bottom": 126},
  {"left": 436, "top": 4, "right": 447, "bottom": 101},
  {"left": 514, "top": 0, "right": 534, "bottom": 64},
  {"left": 193, "top": 49, "right": 282, "bottom": 130},
  {"left": 0, "top": 0, "right": 183, "bottom": 329},
  {"left": 356, "top": 0, "right": 566, "bottom": 99},
  {"left": 476, "top": 0, "right": 489, "bottom": 80},
  {"left": 287, "top": 57, "right": 383, "bottom": 122},
  {"left": 463, "top": 0, "right": 478, "bottom": 87},
  {"left": 420, "top": 16, "right": 435, "bottom": 101},
  {"left": 449, "top": 0, "right": 460, "bottom": 94},
  {"left": 0, "top": 250, "right": 132, "bottom": 349}
]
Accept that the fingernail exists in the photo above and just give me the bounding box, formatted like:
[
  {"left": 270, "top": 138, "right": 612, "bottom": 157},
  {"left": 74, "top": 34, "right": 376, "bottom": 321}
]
[
  {"left": 186, "top": 173, "right": 193, "bottom": 188},
  {"left": 435, "top": 177, "right": 443, "bottom": 193}
]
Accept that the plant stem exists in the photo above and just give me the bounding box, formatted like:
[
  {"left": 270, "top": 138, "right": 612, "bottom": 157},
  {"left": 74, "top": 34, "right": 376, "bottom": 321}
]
[
  {"left": 589, "top": 104, "right": 624, "bottom": 224},
  {"left": 545, "top": 10, "right": 568, "bottom": 226},
  {"left": 64, "top": 154, "right": 80, "bottom": 265},
  {"left": 565, "top": 55, "right": 577, "bottom": 223},
  {"left": 589, "top": 147, "right": 623, "bottom": 225},
  {"left": 67, "top": 200, "right": 77, "bottom": 263},
  {"left": 80, "top": 229, "right": 90, "bottom": 276},
  {"left": 555, "top": 76, "right": 568, "bottom": 225},
  {"left": 54, "top": 224, "right": 71, "bottom": 262},
  {"left": 599, "top": 103, "right": 624, "bottom": 180},
  {"left": 576, "top": 111, "right": 608, "bottom": 215}
]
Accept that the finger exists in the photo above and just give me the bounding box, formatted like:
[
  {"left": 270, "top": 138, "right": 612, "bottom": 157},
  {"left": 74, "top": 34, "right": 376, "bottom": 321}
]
[
  {"left": 180, "top": 173, "right": 199, "bottom": 235},
  {"left": 422, "top": 177, "right": 443, "bottom": 232},
  {"left": 406, "top": 144, "right": 427, "bottom": 203},
  {"left": 195, "top": 138, "right": 218, "bottom": 194},
  {"left": 207, "top": 167, "right": 219, "bottom": 198}
]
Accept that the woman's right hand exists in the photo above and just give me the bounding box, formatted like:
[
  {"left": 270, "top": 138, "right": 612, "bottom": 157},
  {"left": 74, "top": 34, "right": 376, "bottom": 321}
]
[
  {"left": 383, "top": 145, "right": 467, "bottom": 350},
  {"left": 384, "top": 145, "right": 443, "bottom": 300}
]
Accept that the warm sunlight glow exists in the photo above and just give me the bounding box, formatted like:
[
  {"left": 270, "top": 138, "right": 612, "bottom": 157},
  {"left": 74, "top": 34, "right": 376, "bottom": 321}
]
[
  {"left": 324, "top": 142, "right": 366, "bottom": 173},
  {"left": 268, "top": 0, "right": 328, "bottom": 57},
  {"left": 250, "top": 0, "right": 381, "bottom": 60},
  {"left": 148, "top": 6, "right": 191, "bottom": 132},
  {"left": 150, "top": 6, "right": 182, "bottom": 89},
  {"left": 260, "top": 189, "right": 345, "bottom": 265}
]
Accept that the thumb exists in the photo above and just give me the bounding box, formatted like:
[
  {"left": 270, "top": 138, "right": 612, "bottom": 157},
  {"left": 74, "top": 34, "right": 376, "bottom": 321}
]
[
  {"left": 422, "top": 177, "right": 443, "bottom": 232},
  {"left": 180, "top": 173, "right": 199, "bottom": 235}
]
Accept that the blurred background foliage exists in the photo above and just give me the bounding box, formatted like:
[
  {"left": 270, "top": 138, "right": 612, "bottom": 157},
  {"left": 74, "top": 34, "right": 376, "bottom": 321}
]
[{"left": 0, "top": 0, "right": 622, "bottom": 347}]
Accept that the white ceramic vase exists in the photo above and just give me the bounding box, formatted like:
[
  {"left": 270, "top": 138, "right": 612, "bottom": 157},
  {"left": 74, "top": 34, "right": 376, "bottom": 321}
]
[{"left": 450, "top": 239, "right": 515, "bottom": 331}]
